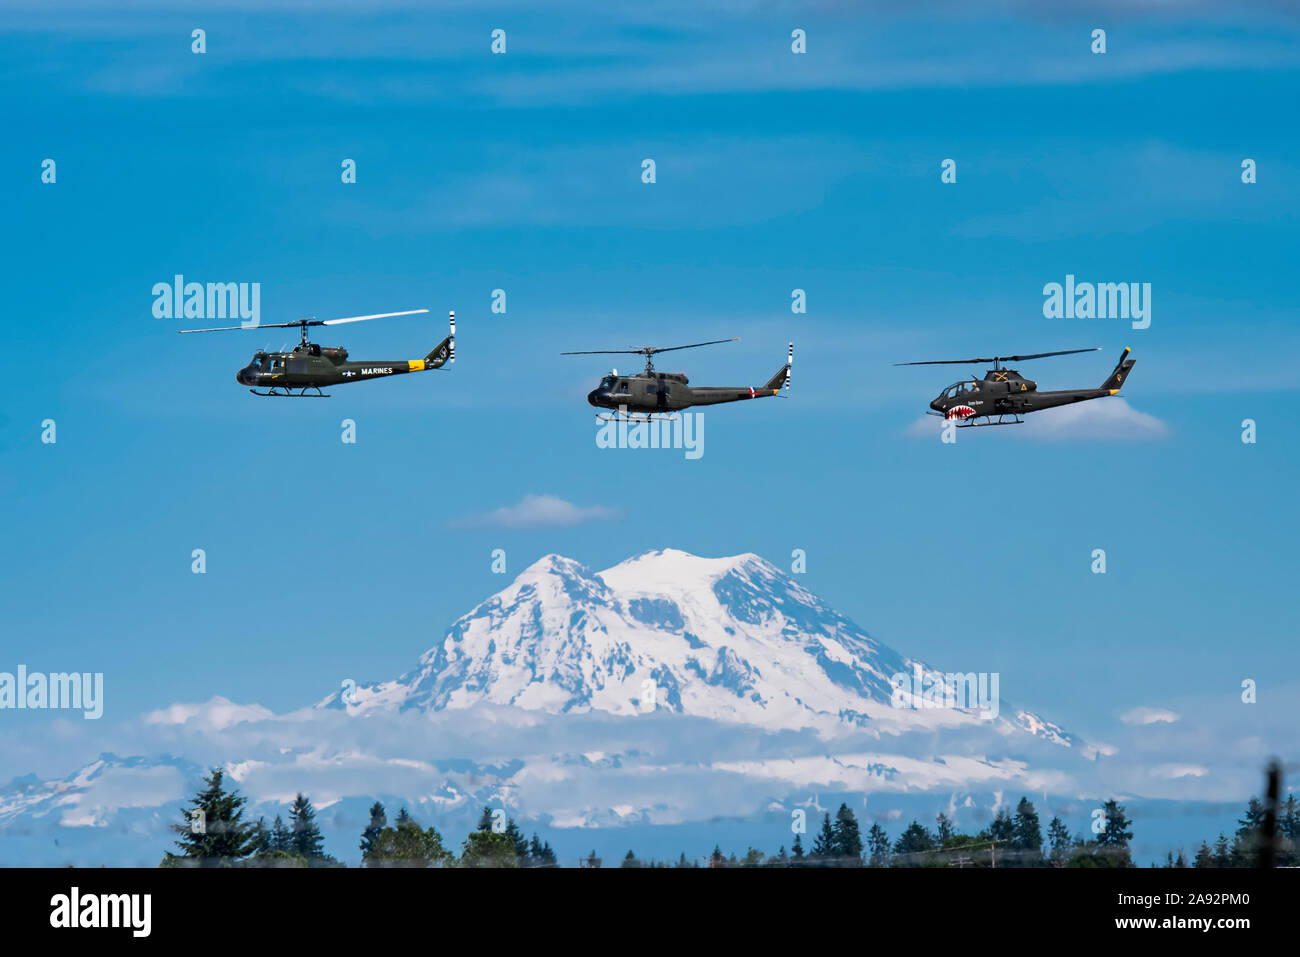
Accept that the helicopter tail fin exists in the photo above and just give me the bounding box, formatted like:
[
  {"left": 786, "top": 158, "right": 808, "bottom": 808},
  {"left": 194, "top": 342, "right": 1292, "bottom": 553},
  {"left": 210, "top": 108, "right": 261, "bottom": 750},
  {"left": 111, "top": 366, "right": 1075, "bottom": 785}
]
[
  {"left": 1101, "top": 347, "right": 1135, "bottom": 394},
  {"left": 421, "top": 311, "right": 456, "bottom": 370},
  {"left": 762, "top": 343, "right": 793, "bottom": 393}
]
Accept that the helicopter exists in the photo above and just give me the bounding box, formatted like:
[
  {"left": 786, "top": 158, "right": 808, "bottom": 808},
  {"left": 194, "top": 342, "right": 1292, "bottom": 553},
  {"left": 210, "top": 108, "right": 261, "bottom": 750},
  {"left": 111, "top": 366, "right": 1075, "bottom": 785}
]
[
  {"left": 178, "top": 308, "right": 455, "bottom": 397},
  {"left": 562, "top": 338, "right": 793, "bottom": 421},
  {"left": 895, "top": 346, "right": 1136, "bottom": 427}
]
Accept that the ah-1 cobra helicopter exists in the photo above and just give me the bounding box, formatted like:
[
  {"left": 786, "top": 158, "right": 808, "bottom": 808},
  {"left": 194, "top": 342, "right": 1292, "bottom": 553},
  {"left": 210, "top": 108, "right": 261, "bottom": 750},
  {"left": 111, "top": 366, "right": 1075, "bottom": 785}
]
[
  {"left": 562, "top": 337, "right": 793, "bottom": 421},
  {"left": 179, "top": 308, "right": 455, "bottom": 397},
  {"left": 895, "top": 346, "right": 1136, "bottom": 427}
]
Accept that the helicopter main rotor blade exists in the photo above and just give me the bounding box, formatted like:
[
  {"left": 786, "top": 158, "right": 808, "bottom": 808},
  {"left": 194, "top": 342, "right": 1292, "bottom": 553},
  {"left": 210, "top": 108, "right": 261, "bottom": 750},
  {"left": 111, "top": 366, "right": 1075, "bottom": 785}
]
[
  {"left": 179, "top": 308, "right": 429, "bottom": 334},
  {"left": 178, "top": 320, "right": 312, "bottom": 333},
  {"left": 561, "top": 338, "right": 739, "bottom": 357},
  {"left": 893, "top": 347, "right": 1100, "bottom": 366},
  {"left": 321, "top": 308, "right": 429, "bottom": 326},
  {"left": 645, "top": 337, "right": 740, "bottom": 355},
  {"left": 560, "top": 349, "right": 647, "bottom": 356}
]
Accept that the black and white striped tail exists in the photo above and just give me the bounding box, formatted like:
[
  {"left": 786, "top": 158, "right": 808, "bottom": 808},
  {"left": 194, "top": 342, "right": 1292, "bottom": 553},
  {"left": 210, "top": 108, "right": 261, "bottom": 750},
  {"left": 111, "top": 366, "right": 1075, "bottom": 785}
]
[
  {"left": 785, "top": 342, "right": 793, "bottom": 391},
  {"left": 449, "top": 310, "right": 455, "bottom": 364}
]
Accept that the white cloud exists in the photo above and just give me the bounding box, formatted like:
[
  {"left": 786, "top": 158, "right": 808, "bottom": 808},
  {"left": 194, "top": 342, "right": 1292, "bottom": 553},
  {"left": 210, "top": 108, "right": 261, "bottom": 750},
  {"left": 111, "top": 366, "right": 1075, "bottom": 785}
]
[
  {"left": 144, "top": 696, "right": 274, "bottom": 732},
  {"left": 1121, "top": 706, "right": 1181, "bottom": 726},
  {"left": 454, "top": 494, "right": 619, "bottom": 529}
]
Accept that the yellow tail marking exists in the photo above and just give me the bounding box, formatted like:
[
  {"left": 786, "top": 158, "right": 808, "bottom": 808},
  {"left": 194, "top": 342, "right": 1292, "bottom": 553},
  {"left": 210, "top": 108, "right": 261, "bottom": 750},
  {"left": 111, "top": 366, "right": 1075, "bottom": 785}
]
[{"left": 408, "top": 359, "right": 426, "bottom": 372}]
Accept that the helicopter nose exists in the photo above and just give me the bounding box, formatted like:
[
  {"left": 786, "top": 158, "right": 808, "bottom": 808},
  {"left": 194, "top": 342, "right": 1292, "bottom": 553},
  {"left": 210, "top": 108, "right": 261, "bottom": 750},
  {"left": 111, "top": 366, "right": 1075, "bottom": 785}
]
[
  {"left": 588, "top": 390, "right": 605, "bottom": 407},
  {"left": 930, "top": 397, "right": 943, "bottom": 412}
]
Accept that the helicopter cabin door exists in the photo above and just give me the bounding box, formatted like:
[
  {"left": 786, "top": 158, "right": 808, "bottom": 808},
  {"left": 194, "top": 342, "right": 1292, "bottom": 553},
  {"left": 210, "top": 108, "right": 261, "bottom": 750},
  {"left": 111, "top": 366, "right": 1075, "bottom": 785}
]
[{"left": 656, "top": 378, "right": 670, "bottom": 411}]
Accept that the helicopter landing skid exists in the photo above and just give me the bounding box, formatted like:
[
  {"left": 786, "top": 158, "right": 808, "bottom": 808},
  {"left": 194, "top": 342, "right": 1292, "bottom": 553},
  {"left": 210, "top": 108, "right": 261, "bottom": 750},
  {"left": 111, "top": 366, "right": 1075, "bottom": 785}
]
[
  {"left": 956, "top": 414, "right": 1023, "bottom": 428},
  {"left": 249, "top": 387, "right": 331, "bottom": 398},
  {"left": 596, "top": 412, "right": 680, "bottom": 424}
]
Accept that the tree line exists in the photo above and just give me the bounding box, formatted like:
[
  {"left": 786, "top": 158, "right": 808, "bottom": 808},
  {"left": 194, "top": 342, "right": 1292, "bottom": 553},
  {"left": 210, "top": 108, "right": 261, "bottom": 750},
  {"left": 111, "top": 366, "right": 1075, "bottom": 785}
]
[
  {"left": 160, "top": 768, "right": 557, "bottom": 868},
  {"left": 160, "top": 768, "right": 1296, "bottom": 868}
]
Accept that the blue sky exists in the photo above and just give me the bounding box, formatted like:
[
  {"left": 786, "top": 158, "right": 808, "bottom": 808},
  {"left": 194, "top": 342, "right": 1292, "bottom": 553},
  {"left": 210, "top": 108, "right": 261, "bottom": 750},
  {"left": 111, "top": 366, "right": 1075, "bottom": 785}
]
[{"left": 2, "top": 1, "right": 1298, "bottom": 791}]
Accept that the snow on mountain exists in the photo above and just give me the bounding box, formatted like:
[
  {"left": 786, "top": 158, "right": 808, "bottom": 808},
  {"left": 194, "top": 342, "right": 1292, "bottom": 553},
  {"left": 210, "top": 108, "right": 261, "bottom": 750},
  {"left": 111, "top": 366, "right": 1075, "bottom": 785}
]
[{"left": 319, "top": 549, "right": 1073, "bottom": 745}]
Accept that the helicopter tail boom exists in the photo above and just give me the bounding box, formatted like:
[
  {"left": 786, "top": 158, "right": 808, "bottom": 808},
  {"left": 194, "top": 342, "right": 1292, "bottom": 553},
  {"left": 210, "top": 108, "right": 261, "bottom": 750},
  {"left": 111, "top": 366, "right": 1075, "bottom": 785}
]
[
  {"left": 1100, "top": 347, "right": 1135, "bottom": 394},
  {"left": 762, "top": 343, "right": 793, "bottom": 392}
]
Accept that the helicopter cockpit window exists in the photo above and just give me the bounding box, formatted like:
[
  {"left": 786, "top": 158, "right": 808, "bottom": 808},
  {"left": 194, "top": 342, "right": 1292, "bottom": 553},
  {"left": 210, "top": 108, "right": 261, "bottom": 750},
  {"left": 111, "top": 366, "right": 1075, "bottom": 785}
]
[
  {"left": 599, "top": 375, "right": 616, "bottom": 391},
  {"left": 942, "top": 381, "right": 976, "bottom": 398},
  {"left": 255, "top": 355, "right": 270, "bottom": 372}
]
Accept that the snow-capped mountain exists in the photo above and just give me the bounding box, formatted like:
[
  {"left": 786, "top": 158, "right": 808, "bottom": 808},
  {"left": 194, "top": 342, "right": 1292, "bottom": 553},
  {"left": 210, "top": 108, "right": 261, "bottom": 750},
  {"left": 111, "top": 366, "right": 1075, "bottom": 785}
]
[{"left": 319, "top": 549, "right": 1072, "bottom": 745}]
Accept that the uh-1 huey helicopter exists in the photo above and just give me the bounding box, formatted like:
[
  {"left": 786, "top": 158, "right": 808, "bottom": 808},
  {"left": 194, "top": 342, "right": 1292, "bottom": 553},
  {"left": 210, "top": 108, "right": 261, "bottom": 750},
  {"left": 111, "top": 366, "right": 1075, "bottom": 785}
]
[
  {"left": 179, "top": 308, "right": 455, "bottom": 397},
  {"left": 895, "top": 346, "right": 1136, "bottom": 427},
  {"left": 562, "top": 337, "right": 793, "bottom": 421}
]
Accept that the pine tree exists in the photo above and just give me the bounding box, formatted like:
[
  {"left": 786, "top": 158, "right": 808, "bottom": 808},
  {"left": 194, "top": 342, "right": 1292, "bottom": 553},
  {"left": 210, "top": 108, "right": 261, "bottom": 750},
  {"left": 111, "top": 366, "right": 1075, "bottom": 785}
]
[
  {"left": 289, "top": 793, "right": 326, "bottom": 860},
  {"left": 461, "top": 830, "right": 520, "bottom": 868},
  {"left": 162, "top": 767, "right": 258, "bottom": 867},
  {"left": 270, "top": 815, "right": 292, "bottom": 852},
  {"left": 866, "top": 823, "right": 891, "bottom": 866},
  {"left": 621, "top": 849, "right": 640, "bottom": 868},
  {"left": 249, "top": 817, "right": 271, "bottom": 856},
  {"left": 989, "top": 808, "right": 1016, "bottom": 847},
  {"left": 791, "top": 834, "right": 805, "bottom": 860},
  {"left": 1047, "top": 817, "right": 1071, "bottom": 867},
  {"left": 528, "top": 834, "right": 557, "bottom": 867},
  {"left": 1097, "top": 799, "right": 1134, "bottom": 866},
  {"left": 1193, "top": 841, "right": 1214, "bottom": 868},
  {"left": 364, "top": 813, "right": 454, "bottom": 868},
  {"left": 1233, "top": 797, "right": 1267, "bottom": 866},
  {"left": 709, "top": 844, "right": 725, "bottom": 868},
  {"left": 810, "top": 813, "right": 837, "bottom": 864},
  {"left": 1212, "top": 833, "right": 1231, "bottom": 868},
  {"left": 936, "top": 813, "right": 955, "bottom": 844},
  {"left": 360, "top": 801, "right": 386, "bottom": 859},
  {"left": 833, "top": 803, "right": 864, "bottom": 865},
  {"left": 1012, "top": 797, "right": 1043, "bottom": 865},
  {"left": 476, "top": 805, "right": 494, "bottom": 832},
  {"left": 504, "top": 818, "right": 530, "bottom": 863},
  {"left": 893, "top": 821, "right": 935, "bottom": 865}
]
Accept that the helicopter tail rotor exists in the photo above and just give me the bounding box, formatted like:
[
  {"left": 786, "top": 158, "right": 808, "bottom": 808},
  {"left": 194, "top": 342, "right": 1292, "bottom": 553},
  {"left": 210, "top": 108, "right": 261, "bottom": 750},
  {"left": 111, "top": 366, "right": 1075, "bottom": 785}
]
[
  {"left": 762, "top": 343, "right": 793, "bottom": 394},
  {"left": 1100, "top": 347, "right": 1135, "bottom": 394}
]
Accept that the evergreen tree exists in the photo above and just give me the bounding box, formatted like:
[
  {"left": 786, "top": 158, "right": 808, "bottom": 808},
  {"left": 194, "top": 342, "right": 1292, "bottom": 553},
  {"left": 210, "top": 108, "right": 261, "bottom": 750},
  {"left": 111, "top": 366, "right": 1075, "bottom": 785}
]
[
  {"left": 1096, "top": 799, "right": 1134, "bottom": 867},
  {"left": 269, "top": 815, "right": 292, "bottom": 853},
  {"left": 249, "top": 817, "right": 271, "bottom": 856},
  {"left": 1047, "top": 817, "right": 1071, "bottom": 868},
  {"left": 1233, "top": 797, "right": 1268, "bottom": 866},
  {"left": 893, "top": 820, "right": 935, "bottom": 864},
  {"left": 1193, "top": 841, "right": 1214, "bottom": 868},
  {"left": 810, "top": 813, "right": 837, "bottom": 864},
  {"left": 791, "top": 834, "right": 805, "bottom": 860},
  {"left": 936, "top": 813, "right": 955, "bottom": 844},
  {"left": 162, "top": 767, "right": 257, "bottom": 867},
  {"left": 476, "top": 805, "right": 494, "bottom": 832},
  {"left": 866, "top": 823, "right": 891, "bottom": 866},
  {"left": 461, "top": 830, "right": 520, "bottom": 868},
  {"left": 740, "top": 847, "right": 764, "bottom": 867},
  {"left": 1212, "top": 834, "right": 1231, "bottom": 868},
  {"left": 504, "top": 817, "right": 530, "bottom": 863},
  {"left": 289, "top": 793, "right": 326, "bottom": 860},
  {"left": 1013, "top": 798, "right": 1042, "bottom": 853},
  {"left": 621, "top": 849, "right": 641, "bottom": 868},
  {"left": 365, "top": 812, "right": 454, "bottom": 868},
  {"left": 833, "top": 803, "right": 864, "bottom": 864},
  {"left": 988, "top": 808, "right": 1016, "bottom": 847},
  {"left": 360, "top": 801, "right": 386, "bottom": 858},
  {"left": 709, "top": 844, "right": 725, "bottom": 868},
  {"left": 528, "top": 834, "right": 557, "bottom": 867},
  {"left": 1174, "top": 849, "right": 1188, "bottom": 868}
]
